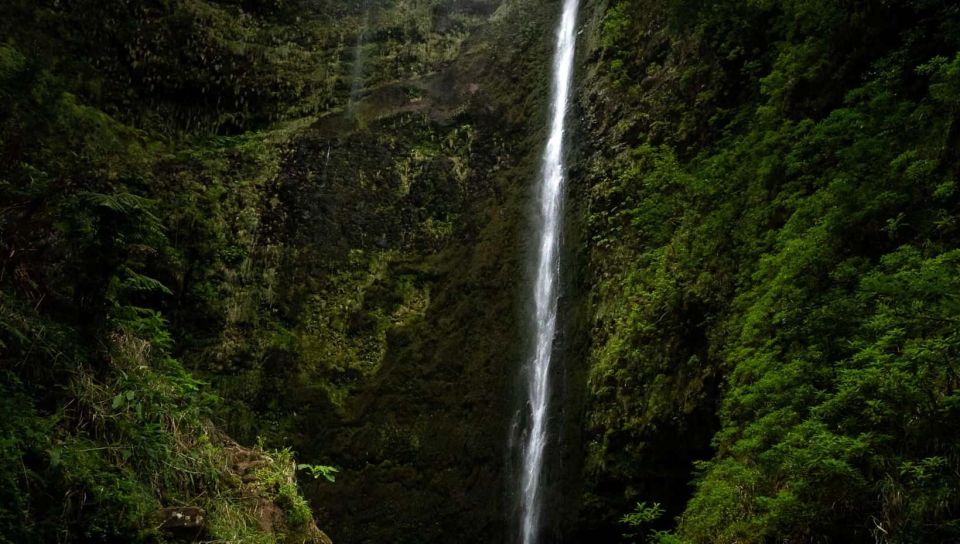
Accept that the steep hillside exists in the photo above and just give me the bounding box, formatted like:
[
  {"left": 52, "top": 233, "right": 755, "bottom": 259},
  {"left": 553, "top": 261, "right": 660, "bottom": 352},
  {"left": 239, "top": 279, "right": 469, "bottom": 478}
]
[
  {"left": 0, "top": 0, "right": 339, "bottom": 541},
  {"left": 570, "top": 0, "right": 960, "bottom": 542},
  {"left": 1, "top": 0, "right": 571, "bottom": 541},
  {"left": 159, "top": 0, "right": 565, "bottom": 541},
  {"left": 4, "top": 0, "right": 960, "bottom": 543}
]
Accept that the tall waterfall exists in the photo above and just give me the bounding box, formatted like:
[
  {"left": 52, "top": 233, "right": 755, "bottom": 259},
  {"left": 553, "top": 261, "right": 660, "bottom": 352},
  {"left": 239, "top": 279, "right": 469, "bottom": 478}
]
[
  {"left": 519, "top": 0, "right": 579, "bottom": 543},
  {"left": 347, "top": 1, "right": 369, "bottom": 114}
]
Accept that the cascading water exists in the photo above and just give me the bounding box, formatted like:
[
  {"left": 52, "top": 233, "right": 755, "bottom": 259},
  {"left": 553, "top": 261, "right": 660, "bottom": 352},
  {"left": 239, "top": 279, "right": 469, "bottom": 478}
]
[
  {"left": 518, "top": 1, "right": 579, "bottom": 543},
  {"left": 347, "top": 1, "right": 369, "bottom": 114}
]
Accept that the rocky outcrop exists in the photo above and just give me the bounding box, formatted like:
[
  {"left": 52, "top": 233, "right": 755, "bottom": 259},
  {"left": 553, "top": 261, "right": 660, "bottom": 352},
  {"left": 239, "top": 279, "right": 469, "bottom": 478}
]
[{"left": 153, "top": 428, "right": 333, "bottom": 544}]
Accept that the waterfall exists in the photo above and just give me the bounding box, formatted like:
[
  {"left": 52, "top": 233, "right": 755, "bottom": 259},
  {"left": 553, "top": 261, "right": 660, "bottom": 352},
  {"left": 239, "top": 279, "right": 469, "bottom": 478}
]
[
  {"left": 519, "top": 0, "right": 580, "bottom": 543},
  {"left": 347, "top": 1, "right": 369, "bottom": 114}
]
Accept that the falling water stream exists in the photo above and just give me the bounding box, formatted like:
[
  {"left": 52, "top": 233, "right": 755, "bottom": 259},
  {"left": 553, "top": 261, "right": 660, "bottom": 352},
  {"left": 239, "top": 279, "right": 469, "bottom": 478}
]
[
  {"left": 347, "top": 1, "right": 369, "bottom": 114},
  {"left": 518, "top": 1, "right": 580, "bottom": 543}
]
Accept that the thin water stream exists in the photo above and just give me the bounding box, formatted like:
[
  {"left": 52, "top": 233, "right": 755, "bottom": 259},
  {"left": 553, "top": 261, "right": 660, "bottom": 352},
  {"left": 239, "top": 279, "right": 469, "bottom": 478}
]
[{"left": 518, "top": 1, "right": 580, "bottom": 543}]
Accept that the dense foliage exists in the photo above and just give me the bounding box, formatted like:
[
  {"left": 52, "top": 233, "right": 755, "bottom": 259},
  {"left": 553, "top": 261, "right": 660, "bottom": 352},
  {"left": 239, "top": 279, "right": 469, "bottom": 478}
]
[
  {"left": 0, "top": 1, "right": 339, "bottom": 541},
  {"left": 5, "top": 0, "right": 960, "bottom": 542},
  {"left": 1, "top": 0, "right": 538, "bottom": 542},
  {"left": 576, "top": 0, "right": 960, "bottom": 542}
]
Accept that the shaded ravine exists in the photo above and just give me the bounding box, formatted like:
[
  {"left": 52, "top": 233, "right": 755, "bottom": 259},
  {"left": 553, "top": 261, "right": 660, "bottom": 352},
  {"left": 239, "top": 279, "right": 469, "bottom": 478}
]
[{"left": 518, "top": 0, "right": 580, "bottom": 543}]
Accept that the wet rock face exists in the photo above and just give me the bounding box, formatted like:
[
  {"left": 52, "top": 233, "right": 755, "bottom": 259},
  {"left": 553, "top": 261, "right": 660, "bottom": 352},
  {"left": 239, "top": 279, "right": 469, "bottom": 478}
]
[
  {"left": 273, "top": 89, "right": 526, "bottom": 544},
  {"left": 202, "top": 2, "right": 563, "bottom": 543}
]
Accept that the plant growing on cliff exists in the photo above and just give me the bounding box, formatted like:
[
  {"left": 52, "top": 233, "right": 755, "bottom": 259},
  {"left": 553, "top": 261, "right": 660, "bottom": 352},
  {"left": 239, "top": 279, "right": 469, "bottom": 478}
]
[{"left": 298, "top": 463, "right": 339, "bottom": 482}]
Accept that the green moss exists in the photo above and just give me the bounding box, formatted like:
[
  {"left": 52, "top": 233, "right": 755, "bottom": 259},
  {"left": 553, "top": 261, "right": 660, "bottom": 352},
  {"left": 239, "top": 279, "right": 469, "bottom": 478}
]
[
  {"left": 0, "top": 4, "right": 329, "bottom": 541},
  {"left": 574, "top": 0, "right": 960, "bottom": 541}
]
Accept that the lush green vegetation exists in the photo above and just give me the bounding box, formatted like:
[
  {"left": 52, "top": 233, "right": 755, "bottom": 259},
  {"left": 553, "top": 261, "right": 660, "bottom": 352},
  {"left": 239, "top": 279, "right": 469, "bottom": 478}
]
[
  {"left": 4, "top": 0, "right": 960, "bottom": 542},
  {"left": 0, "top": 0, "right": 340, "bottom": 541},
  {"left": 576, "top": 0, "right": 960, "bottom": 542},
  {"left": 1, "top": 0, "right": 539, "bottom": 541}
]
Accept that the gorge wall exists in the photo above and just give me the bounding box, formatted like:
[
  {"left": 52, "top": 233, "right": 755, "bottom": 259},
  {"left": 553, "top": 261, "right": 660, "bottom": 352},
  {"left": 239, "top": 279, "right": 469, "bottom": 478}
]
[
  {"left": 163, "top": 1, "right": 568, "bottom": 542},
  {"left": 569, "top": 0, "right": 960, "bottom": 542},
  {"left": 3, "top": 0, "right": 960, "bottom": 543}
]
